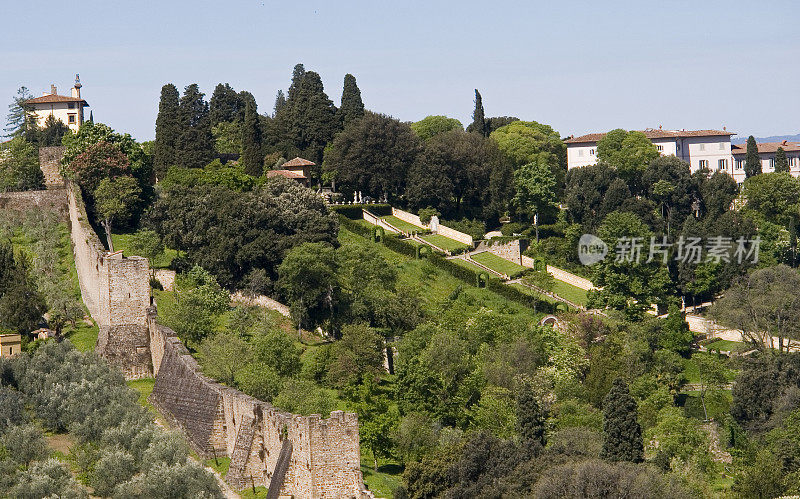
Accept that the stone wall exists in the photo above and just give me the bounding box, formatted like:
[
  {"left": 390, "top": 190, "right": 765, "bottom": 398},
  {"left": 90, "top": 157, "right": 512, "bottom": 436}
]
[
  {"left": 148, "top": 312, "right": 371, "bottom": 498},
  {"left": 545, "top": 265, "right": 595, "bottom": 291},
  {"left": 482, "top": 239, "right": 524, "bottom": 264},
  {"left": 391, "top": 207, "right": 474, "bottom": 245},
  {"left": 39, "top": 146, "right": 66, "bottom": 188},
  {"left": 0, "top": 189, "right": 68, "bottom": 220}
]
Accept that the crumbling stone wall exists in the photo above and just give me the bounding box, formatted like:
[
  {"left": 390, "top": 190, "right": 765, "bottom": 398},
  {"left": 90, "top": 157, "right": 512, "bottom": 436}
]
[
  {"left": 39, "top": 146, "right": 66, "bottom": 188},
  {"left": 0, "top": 190, "right": 68, "bottom": 220},
  {"left": 483, "top": 239, "right": 524, "bottom": 264}
]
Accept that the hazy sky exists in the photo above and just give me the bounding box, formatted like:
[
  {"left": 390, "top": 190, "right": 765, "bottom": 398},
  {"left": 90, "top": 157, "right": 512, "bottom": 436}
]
[{"left": 3, "top": 0, "right": 798, "bottom": 141}]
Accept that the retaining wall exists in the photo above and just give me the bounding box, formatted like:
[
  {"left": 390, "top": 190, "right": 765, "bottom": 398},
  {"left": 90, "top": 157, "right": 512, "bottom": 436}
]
[
  {"left": 39, "top": 146, "right": 66, "bottom": 188},
  {"left": 482, "top": 239, "right": 523, "bottom": 264},
  {"left": 391, "top": 207, "right": 473, "bottom": 245}
]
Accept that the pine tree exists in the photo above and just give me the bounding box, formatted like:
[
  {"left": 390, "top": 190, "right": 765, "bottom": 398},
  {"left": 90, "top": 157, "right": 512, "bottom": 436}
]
[
  {"left": 601, "top": 378, "right": 643, "bottom": 462},
  {"left": 176, "top": 84, "right": 215, "bottom": 169},
  {"left": 287, "top": 64, "right": 306, "bottom": 101},
  {"left": 273, "top": 90, "right": 286, "bottom": 116},
  {"left": 339, "top": 74, "right": 365, "bottom": 127},
  {"left": 468, "top": 89, "right": 487, "bottom": 137},
  {"left": 153, "top": 83, "right": 180, "bottom": 179},
  {"left": 775, "top": 146, "right": 789, "bottom": 173},
  {"left": 240, "top": 100, "right": 263, "bottom": 176},
  {"left": 4, "top": 87, "right": 35, "bottom": 140},
  {"left": 745, "top": 135, "right": 761, "bottom": 178},
  {"left": 516, "top": 379, "right": 546, "bottom": 449}
]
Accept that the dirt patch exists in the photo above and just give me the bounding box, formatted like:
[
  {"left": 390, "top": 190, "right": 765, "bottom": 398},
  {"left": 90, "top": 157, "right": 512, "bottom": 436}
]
[{"left": 46, "top": 433, "right": 76, "bottom": 455}]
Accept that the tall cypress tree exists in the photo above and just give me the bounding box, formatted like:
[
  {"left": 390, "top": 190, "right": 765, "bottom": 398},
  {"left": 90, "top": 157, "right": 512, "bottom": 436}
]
[
  {"left": 274, "top": 90, "right": 286, "bottom": 116},
  {"left": 516, "top": 379, "right": 546, "bottom": 450},
  {"left": 601, "top": 378, "right": 643, "bottom": 463},
  {"left": 468, "top": 89, "right": 488, "bottom": 137},
  {"left": 286, "top": 71, "right": 338, "bottom": 165},
  {"left": 240, "top": 100, "right": 263, "bottom": 176},
  {"left": 209, "top": 83, "right": 240, "bottom": 126},
  {"left": 287, "top": 63, "right": 306, "bottom": 102},
  {"left": 153, "top": 83, "right": 180, "bottom": 179},
  {"left": 339, "top": 73, "right": 365, "bottom": 127},
  {"left": 176, "top": 84, "right": 215, "bottom": 169},
  {"left": 775, "top": 146, "right": 789, "bottom": 173},
  {"left": 745, "top": 135, "right": 761, "bottom": 178}
]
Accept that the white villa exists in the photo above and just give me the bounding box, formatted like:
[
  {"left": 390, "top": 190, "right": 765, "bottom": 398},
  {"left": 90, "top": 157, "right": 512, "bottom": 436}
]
[
  {"left": 731, "top": 141, "right": 800, "bottom": 183},
  {"left": 27, "top": 74, "right": 89, "bottom": 132},
  {"left": 565, "top": 128, "right": 736, "bottom": 177}
]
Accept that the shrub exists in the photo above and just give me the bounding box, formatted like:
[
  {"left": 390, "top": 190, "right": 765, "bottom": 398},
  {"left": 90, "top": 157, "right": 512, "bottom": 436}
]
[{"left": 418, "top": 207, "right": 441, "bottom": 225}]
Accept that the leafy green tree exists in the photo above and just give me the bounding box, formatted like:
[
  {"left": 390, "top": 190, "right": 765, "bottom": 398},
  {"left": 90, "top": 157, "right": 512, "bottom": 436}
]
[
  {"left": 410, "top": 115, "right": 463, "bottom": 141},
  {"left": 513, "top": 158, "right": 558, "bottom": 241},
  {"left": 491, "top": 120, "right": 567, "bottom": 191},
  {"left": 37, "top": 114, "right": 70, "bottom": 146},
  {"left": 324, "top": 112, "right": 422, "bottom": 200},
  {"left": 211, "top": 121, "right": 241, "bottom": 154},
  {"left": 601, "top": 378, "right": 643, "bottom": 462},
  {"left": 252, "top": 329, "right": 301, "bottom": 377},
  {"left": 282, "top": 71, "right": 339, "bottom": 165},
  {"left": 0, "top": 136, "right": 44, "bottom": 191},
  {"left": 277, "top": 242, "right": 339, "bottom": 335},
  {"left": 775, "top": 146, "right": 790, "bottom": 173},
  {"left": 153, "top": 83, "right": 180, "bottom": 179},
  {"left": 273, "top": 90, "right": 286, "bottom": 116},
  {"left": 642, "top": 156, "right": 694, "bottom": 235},
  {"left": 733, "top": 449, "right": 785, "bottom": 498},
  {"left": 66, "top": 141, "right": 131, "bottom": 196},
  {"left": 274, "top": 378, "right": 336, "bottom": 416},
  {"left": 516, "top": 379, "right": 546, "bottom": 447},
  {"left": 234, "top": 362, "right": 283, "bottom": 401},
  {"left": 328, "top": 323, "right": 384, "bottom": 387},
  {"left": 240, "top": 100, "right": 262, "bottom": 176},
  {"left": 91, "top": 449, "right": 137, "bottom": 496},
  {"left": 9, "top": 458, "right": 88, "bottom": 498},
  {"left": 348, "top": 379, "right": 399, "bottom": 470},
  {"left": 176, "top": 84, "right": 215, "bottom": 169},
  {"left": 711, "top": 265, "right": 800, "bottom": 351},
  {"left": 701, "top": 170, "right": 738, "bottom": 218},
  {"left": 694, "top": 353, "right": 729, "bottom": 421},
  {"left": 0, "top": 243, "right": 46, "bottom": 335},
  {"left": 128, "top": 229, "right": 164, "bottom": 275},
  {"left": 597, "top": 129, "right": 659, "bottom": 190},
  {"left": 468, "top": 89, "right": 487, "bottom": 136},
  {"left": 94, "top": 176, "right": 141, "bottom": 250},
  {"left": 565, "top": 163, "right": 621, "bottom": 229},
  {"left": 112, "top": 460, "right": 222, "bottom": 498},
  {"left": 485, "top": 116, "right": 519, "bottom": 135},
  {"left": 393, "top": 412, "right": 438, "bottom": 465},
  {"left": 3, "top": 86, "right": 36, "bottom": 140},
  {"left": 197, "top": 331, "right": 253, "bottom": 385},
  {"left": 742, "top": 172, "right": 800, "bottom": 227},
  {"left": 2, "top": 423, "right": 48, "bottom": 466},
  {"left": 338, "top": 73, "right": 365, "bottom": 127},
  {"left": 745, "top": 135, "right": 761, "bottom": 178},
  {"left": 659, "top": 305, "right": 693, "bottom": 356}
]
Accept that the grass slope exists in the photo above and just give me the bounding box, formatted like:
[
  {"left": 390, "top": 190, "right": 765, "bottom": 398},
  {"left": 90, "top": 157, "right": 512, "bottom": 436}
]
[
  {"left": 381, "top": 216, "right": 424, "bottom": 233},
  {"left": 471, "top": 252, "right": 527, "bottom": 278},
  {"left": 551, "top": 280, "right": 589, "bottom": 306},
  {"left": 420, "top": 233, "right": 469, "bottom": 252},
  {"left": 111, "top": 232, "right": 178, "bottom": 268}
]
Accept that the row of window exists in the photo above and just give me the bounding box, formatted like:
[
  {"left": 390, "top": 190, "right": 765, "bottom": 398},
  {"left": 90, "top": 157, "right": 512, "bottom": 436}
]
[
  {"left": 576, "top": 148, "right": 596, "bottom": 157},
  {"left": 733, "top": 157, "right": 799, "bottom": 170}
]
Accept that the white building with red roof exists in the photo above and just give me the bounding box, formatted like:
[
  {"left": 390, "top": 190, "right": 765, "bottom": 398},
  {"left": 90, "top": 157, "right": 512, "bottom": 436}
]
[
  {"left": 565, "top": 128, "right": 735, "bottom": 175},
  {"left": 27, "top": 74, "right": 89, "bottom": 132},
  {"left": 731, "top": 140, "right": 800, "bottom": 183}
]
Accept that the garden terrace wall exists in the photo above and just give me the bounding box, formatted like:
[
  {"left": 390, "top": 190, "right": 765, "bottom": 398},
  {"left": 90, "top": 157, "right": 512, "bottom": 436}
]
[
  {"left": 39, "top": 145, "right": 66, "bottom": 188},
  {"left": 0, "top": 189, "right": 68, "bottom": 220},
  {"left": 391, "top": 207, "right": 473, "bottom": 246}
]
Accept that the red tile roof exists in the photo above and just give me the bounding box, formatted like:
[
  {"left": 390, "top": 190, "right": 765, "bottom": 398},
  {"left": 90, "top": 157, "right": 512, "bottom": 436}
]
[
  {"left": 26, "top": 94, "right": 89, "bottom": 106},
  {"left": 565, "top": 129, "right": 733, "bottom": 144},
  {"left": 267, "top": 169, "right": 306, "bottom": 179},
  {"left": 731, "top": 141, "right": 800, "bottom": 155},
  {"left": 281, "top": 157, "right": 315, "bottom": 167}
]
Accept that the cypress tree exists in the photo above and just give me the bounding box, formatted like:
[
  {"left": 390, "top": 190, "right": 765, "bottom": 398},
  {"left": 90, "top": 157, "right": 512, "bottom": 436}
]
[
  {"left": 601, "top": 378, "right": 643, "bottom": 462},
  {"left": 153, "top": 83, "right": 180, "bottom": 179},
  {"left": 516, "top": 379, "right": 546, "bottom": 450},
  {"left": 745, "top": 135, "right": 761, "bottom": 178},
  {"left": 775, "top": 146, "right": 789, "bottom": 173},
  {"left": 274, "top": 90, "right": 286, "bottom": 116},
  {"left": 285, "top": 71, "right": 338, "bottom": 164},
  {"left": 468, "top": 89, "right": 487, "bottom": 137},
  {"left": 176, "top": 84, "right": 215, "bottom": 169},
  {"left": 236, "top": 91, "right": 256, "bottom": 123},
  {"left": 240, "top": 100, "right": 263, "bottom": 177},
  {"left": 209, "top": 83, "right": 240, "bottom": 126},
  {"left": 287, "top": 63, "right": 306, "bottom": 101},
  {"left": 339, "top": 73, "right": 365, "bottom": 127}
]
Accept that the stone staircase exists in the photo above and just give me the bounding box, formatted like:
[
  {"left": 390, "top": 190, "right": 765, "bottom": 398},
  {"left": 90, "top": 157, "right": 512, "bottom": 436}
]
[
  {"left": 266, "top": 439, "right": 293, "bottom": 499},
  {"left": 226, "top": 415, "right": 256, "bottom": 490}
]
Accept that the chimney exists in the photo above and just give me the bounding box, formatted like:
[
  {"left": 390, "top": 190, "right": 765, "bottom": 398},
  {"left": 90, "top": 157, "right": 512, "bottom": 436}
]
[
  {"left": 50, "top": 84, "right": 57, "bottom": 95},
  {"left": 72, "top": 74, "right": 82, "bottom": 98}
]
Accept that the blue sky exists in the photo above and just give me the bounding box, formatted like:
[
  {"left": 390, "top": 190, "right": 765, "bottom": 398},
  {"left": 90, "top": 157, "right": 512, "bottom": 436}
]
[{"left": 3, "top": 0, "right": 798, "bottom": 141}]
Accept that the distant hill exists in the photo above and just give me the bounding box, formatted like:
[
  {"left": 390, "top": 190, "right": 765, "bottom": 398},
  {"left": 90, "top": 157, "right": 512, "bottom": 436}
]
[{"left": 732, "top": 133, "right": 800, "bottom": 144}]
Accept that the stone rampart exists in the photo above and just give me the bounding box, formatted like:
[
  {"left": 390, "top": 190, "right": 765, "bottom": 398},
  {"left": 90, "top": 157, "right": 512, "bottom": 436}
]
[
  {"left": 148, "top": 311, "right": 370, "bottom": 498},
  {"left": 0, "top": 189, "right": 68, "bottom": 220},
  {"left": 39, "top": 146, "right": 66, "bottom": 188}
]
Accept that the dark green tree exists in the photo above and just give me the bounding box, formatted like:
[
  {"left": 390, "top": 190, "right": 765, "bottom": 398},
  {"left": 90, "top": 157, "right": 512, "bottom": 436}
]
[
  {"left": 208, "top": 83, "right": 240, "bottom": 126},
  {"left": 338, "top": 73, "right": 365, "bottom": 127},
  {"left": 468, "top": 89, "right": 487, "bottom": 137},
  {"left": 745, "top": 135, "right": 761, "bottom": 178},
  {"left": 601, "top": 378, "right": 643, "bottom": 462},
  {"left": 484, "top": 116, "right": 519, "bottom": 135},
  {"left": 0, "top": 243, "right": 46, "bottom": 335},
  {"left": 516, "top": 379, "right": 546, "bottom": 448},
  {"left": 0, "top": 137, "right": 44, "bottom": 192},
  {"left": 284, "top": 71, "right": 339, "bottom": 165},
  {"left": 775, "top": 146, "right": 790, "bottom": 173},
  {"left": 659, "top": 304, "right": 694, "bottom": 356},
  {"left": 153, "top": 83, "right": 180, "bottom": 179},
  {"left": 240, "top": 100, "right": 263, "bottom": 176},
  {"left": 4, "top": 86, "right": 35, "bottom": 140},
  {"left": 273, "top": 90, "right": 286, "bottom": 116},
  {"left": 176, "top": 84, "right": 215, "bottom": 169},
  {"left": 37, "top": 114, "right": 69, "bottom": 146}
]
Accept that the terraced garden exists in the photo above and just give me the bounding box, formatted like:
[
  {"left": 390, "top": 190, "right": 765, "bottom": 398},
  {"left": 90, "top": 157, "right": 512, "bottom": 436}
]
[
  {"left": 471, "top": 251, "right": 527, "bottom": 278},
  {"left": 551, "top": 280, "right": 589, "bottom": 306},
  {"left": 381, "top": 215, "right": 425, "bottom": 233},
  {"left": 420, "top": 233, "right": 469, "bottom": 252}
]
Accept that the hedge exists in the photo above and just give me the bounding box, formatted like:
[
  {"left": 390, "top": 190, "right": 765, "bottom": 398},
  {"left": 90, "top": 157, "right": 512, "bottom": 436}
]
[
  {"left": 329, "top": 203, "right": 392, "bottom": 219},
  {"left": 487, "top": 278, "right": 555, "bottom": 313},
  {"left": 338, "top": 215, "right": 371, "bottom": 237}
]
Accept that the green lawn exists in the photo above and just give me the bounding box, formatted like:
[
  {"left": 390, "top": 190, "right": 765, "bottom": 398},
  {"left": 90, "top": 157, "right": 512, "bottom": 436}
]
[
  {"left": 551, "top": 280, "right": 589, "bottom": 306},
  {"left": 471, "top": 252, "right": 527, "bottom": 278},
  {"left": 509, "top": 282, "right": 561, "bottom": 305},
  {"left": 381, "top": 216, "right": 425, "bottom": 233},
  {"left": 452, "top": 257, "right": 491, "bottom": 275},
  {"left": 204, "top": 456, "right": 231, "bottom": 476},
  {"left": 111, "top": 232, "right": 178, "bottom": 268},
  {"left": 362, "top": 458, "right": 402, "bottom": 498},
  {"left": 65, "top": 320, "right": 99, "bottom": 352},
  {"left": 127, "top": 378, "right": 156, "bottom": 414},
  {"left": 420, "top": 233, "right": 469, "bottom": 252}
]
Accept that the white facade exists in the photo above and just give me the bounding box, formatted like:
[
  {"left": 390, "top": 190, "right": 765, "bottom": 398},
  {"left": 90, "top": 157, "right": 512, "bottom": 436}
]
[
  {"left": 731, "top": 142, "right": 800, "bottom": 184},
  {"left": 27, "top": 75, "right": 89, "bottom": 133}
]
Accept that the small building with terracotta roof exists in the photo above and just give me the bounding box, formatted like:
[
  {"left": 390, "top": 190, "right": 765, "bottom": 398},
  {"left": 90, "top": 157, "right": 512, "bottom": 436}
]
[
  {"left": 27, "top": 74, "right": 89, "bottom": 132},
  {"left": 0, "top": 334, "right": 22, "bottom": 358},
  {"left": 731, "top": 140, "right": 800, "bottom": 181},
  {"left": 267, "top": 169, "right": 309, "bottom": 187},
  {"left": 565, "top": 128, "right": 735, "bottom": 175},
  {"left": 280, "top": 157, "right": 315, "bottom": 180}
]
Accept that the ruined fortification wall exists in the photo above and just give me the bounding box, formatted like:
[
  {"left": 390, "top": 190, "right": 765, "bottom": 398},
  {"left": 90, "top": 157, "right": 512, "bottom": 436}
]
[
  {"left": 0, "top": 189, "right": 68, "bottom": 220},
  {"left": 39, "top": 146, "right": 66, "bottom": 188},
  {"left": 148, "top": 312, "right": 369, "bottom": 498},
  {"left": 67, "top": 182, "right": 105, "bottom": 320}
]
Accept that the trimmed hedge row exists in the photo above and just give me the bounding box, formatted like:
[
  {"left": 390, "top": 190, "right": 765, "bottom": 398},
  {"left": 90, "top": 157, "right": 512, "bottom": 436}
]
[
  {"left": 338, "top": 214, "right": 554, "bottom": 312},
  {"left": 329, "top": 203, "right": 392, "bottom": 219}
]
